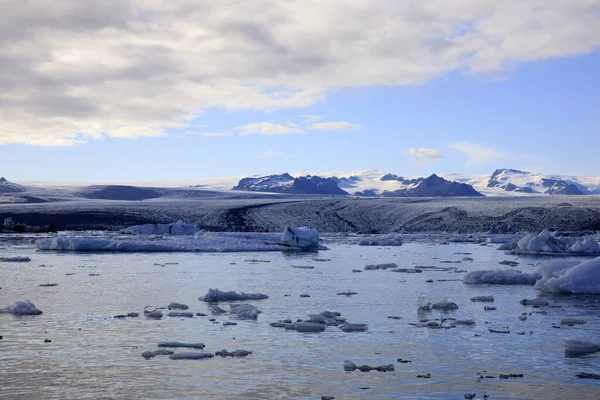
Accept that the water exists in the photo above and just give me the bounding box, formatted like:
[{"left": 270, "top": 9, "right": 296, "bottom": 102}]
[{"left": 1, "top": 237, "right": 599, "bottom": 399}]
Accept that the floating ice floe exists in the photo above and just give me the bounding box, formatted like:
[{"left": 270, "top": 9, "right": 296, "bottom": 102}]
[
  {"left": 364, "top": 263, "right": 397, "bottom": 271},
  {"left": 519, "top": 297, "right": 549, "bottom": 306},
  {"left": 228, "top": 304, "right": 261, "bottom": 320},
  {"left": 0, "top": 300, "right": 43, "bottom": 315},
  {"left": 0, "top": 256, "right": 31, "bottom": 262},
  {"left": 339, "top": 323, "right": 368, "bottom": 332},
  {"left": 463, "top": 270, "right": 541, "bottom": 285},
  {"left": 470, "top": 296, "right": 494, "bottom": 303},
  {"left": 280, "top": 226, "right": 320, "bottom": 249},
  {"left": 142, "top": 349, "right": 174, "bottom": 359},
  {"left": 565, "top": 340, "right": 600, "bottom": 358},
  {"left": 169, "top": 352, "right": 214, "bottom": 360},
  {"left": 358, "top": 234, "right": 403, "bottom": 246},
  {"left": 343, "top": 360, "right": 394, "bottom": 372},
  {"left": 507, "top": 229, "right": 600, "bottom": 256},
  {"left": 215, "top": 349, "right": 252, "bottom": 357},
  {"left": 122, "top": 220, "right": 200, "bottom": 235},
  {"left": 36, "top": 226, "right": 325, "bottom": 252},
  {"left": 534, "top": 257, "right": 600, "bottom": 294},
  {"left": 431, "top": 299, "right": 458, "bottom": 311},
  {"left": 158, "top": 342, "right": 205, "bottom": 349},
  {"left": 560, "top": 318, "right": 586, "bottom": 325},
  {"left": 199, "top": 288, "right": 269, "bottom": 302}
]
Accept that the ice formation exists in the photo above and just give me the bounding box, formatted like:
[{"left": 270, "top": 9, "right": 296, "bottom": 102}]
[
  {"left": 534, "top": 256, "right": 600, "bottom": 294},
  {"left": 158, "top": 342, "right": 205, "bottom": 349},
  {"left": 431, "top": 299, "right": 459, "bottom": 310},
  {"left": 228, "top": 304, "right": 261, "bottom": 320},
  {"left": 280, "top": 226, "right": 320, "bottom": 249},
  {"left": 565, "top": 340, "right": 600, "bottom": 358},
  {"left": 339, "top": 323, "right": 368, "bottom": 332},
  {"left": 463, "top": 270, "right": 541, "bottom": 285},
  {"left": 0, "top": 300, "right": 43, "bottom": 315},
  {"left": 36, "top": 227, "right": 324, "bottom": 252},
  {"left": 169, "top": 352, "right": 214, "bottom": 360},
  {"left": 198, "top": 288, "right": 269, "bottom": 302},
  {"left": 511, "top": 229, "right": 600, "bottom": 255},
  {"left": 358, "top": 234, "right": 403, "bottom": 246},
  {"left": 122, "top": 220, "right": 200, "bottom": 235},
  {"left": 0, "top": 256, "right": 31, "bottom": 262}
]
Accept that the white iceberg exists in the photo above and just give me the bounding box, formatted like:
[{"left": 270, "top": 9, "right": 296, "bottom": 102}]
[
  {"left": 512, "top": 230, "right": 600, "bottom": 256},
  {"left": 535, "top": 256, "right": 600, "bottom": 294},
  {"left": 280, "top": 226, "right": 320, "bottom": 249},
  {"left": 0, "top": 300, "right": 43, "bottom": 315},
  {"left": 36, "top": 227, "right": 325, "bottom": 253},
  {"left": 123, "top": 220, "right": 199, "bottom": 235},
  {"left": 463, "top": 270, "right": 541, "bottom": 285},
  {"left": 199, "top": 288, "right": 268, "bottom": 302},
  {"left": 358, "top": 234, "right": 403, "bottom": 246}
]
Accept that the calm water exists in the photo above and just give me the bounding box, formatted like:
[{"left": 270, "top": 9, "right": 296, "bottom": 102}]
[{"left": 1, "top": 236, "right": 599, "bottom": 399}]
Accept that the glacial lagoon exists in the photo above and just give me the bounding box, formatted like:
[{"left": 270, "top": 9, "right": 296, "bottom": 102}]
[{"left": 1, "top": 235, "right": 599, "bottom": 399}]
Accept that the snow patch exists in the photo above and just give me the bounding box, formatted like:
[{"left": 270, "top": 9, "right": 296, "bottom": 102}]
[{"left": 464, "top": 270, "right": 541, "bottom": 285}]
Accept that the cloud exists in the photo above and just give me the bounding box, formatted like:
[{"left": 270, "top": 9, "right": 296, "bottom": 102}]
[
  {"left": 184, "top": 131, "right": 233, "bottom": 137},
  {"left": 403, "top": 147, "right": 443, "bottom": 166},
  {"left": 307, "top": 121, "right": 363, "bottom": 131},
  {"left": 234, "top": 122, "right": 304, "bottom": 136},
  {"left": 449, "top": 141, "right": 503, "bottom": 166},
  {"left": 1, "top": 1, "right": 600, "bottom": 146},
  {"left": 258, "top": 150, "right": 294, "bottom": 158},
  {"left": 303, "top": 115, "right": 322, "bottom": 123}
]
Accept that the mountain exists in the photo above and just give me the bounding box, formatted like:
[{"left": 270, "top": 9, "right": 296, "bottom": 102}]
[
  {"left": 381, "top": 174, "right": 484, "bottom": 197},
  {"left": 0, "top": 177, "right": 24, "bottom": 193},
  {"left": 232, "top": 173, "right": 348, "bottom": 195},
  {"left": 232, "top": 172, "right": 480, "bottom": 197},
  {"left": 485, "top": 169, "right": 586, "bottom": 195},
  {"left": 232, "top": 173, "right": 294, "bottom": 193}
]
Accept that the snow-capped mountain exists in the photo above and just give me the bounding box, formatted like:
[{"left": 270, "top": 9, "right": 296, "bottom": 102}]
[
  {"left": 446, "top": 169, "right": 600, "bottom": 196},
  {"left": 232, "top": 173, "right": 348, "bottom": 195},
  {"left": 231, "top": 171, "right": 483, "bottom": 197}
]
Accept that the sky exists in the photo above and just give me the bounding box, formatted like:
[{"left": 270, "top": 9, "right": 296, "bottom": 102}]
[{"left": 1, "top": 0, "right": 599, "bottom": 182}]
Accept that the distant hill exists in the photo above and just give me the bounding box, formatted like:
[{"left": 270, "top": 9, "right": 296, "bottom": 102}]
[
  {"left": 80, "top": 185, "right": 162, "bottom": 201},
  {"left": 0, "top": 177, "right": 24, "bottom": 193}
]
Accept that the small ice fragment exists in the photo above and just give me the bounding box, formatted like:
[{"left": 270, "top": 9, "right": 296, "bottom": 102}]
[
  {"left": 168, "top": 303, "right": 189, "bottom": 310},
  {"left": 431, "top": 298, "right": 458, "bottom": 310},
  {"left": 470, "top": 296, "right": 494, "bottom": 302},
  {"left": 167, "top": 312, "right": 194, "bottom": 318},
  {"left": 519, "top": 298, "right": 549, "bottom": 306},
  {"left": 294, "top": 322, "right": 326, "bottom": 332},
  {"left": 280, "top": 226, "right": 320, "bottom": 249},
  {"left": 158, "top": 342, "right": 205, "bottom": 349},
  {"left": 229, "top": 304, "right": 261, "bottom": 320},
  {"left": 0, "top": 257, "right": 31, "bottom": 262},
  {"left": 215, "top": 349, "right": 252, "bottom": 357},
  {"left": 199, "top": 288, "right": 268, "bottom": 302},
  {"left": 169, "top": 352, "right": 214, "bottom": 360},
  {"left": 560, "top": 318, "right": 586, "bottom": 325},
  {"left": 339, "top": 323, "right": 368, "bottom": 332}
]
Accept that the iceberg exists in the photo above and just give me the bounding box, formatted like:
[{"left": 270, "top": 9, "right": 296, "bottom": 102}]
[
  {"left": 463, "top": 270, "right": 541, "bottom": 285},
  {"left": 36, "top": 227, "right": 325, "bottom": 253},
  {"left": 199, "top": 288, "right": 268, "bottom": 302},
  {"left": 565, "top": 340, "right": 600, "bottom": 358},
  {"left": 535, "top": 256, "right": 600, "bottom": 294},
  {"left": 122, "top": 220, "right": 200, "bottom": 235},
  {"left": 512, "top": 230, "right": 600, "bottom": 256},
  {"left": 228, "top": 304, "right": 261, "bottom": 320},
  {"left": 358, "top": 234, "right": 403, "bottom": 246},
  {"left": 0, "top": 300, "right": 43, "bottom": 315},
  {"left": 280, "top": 226, "right": 320, "bottom": 249}
]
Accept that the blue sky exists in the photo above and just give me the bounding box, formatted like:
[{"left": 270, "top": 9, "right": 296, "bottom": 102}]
[{"left": 1, "top": 1, "right": 599, "bottom": 181}]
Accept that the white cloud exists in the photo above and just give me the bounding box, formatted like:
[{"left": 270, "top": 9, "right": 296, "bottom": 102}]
[
  {"left": 235, "top": 122, "right": 304, "bottom": 136},
  {"left": 449, "top": 141, "right": 503, "bottom": 166},
  {"left": 1, "top": 0, "right": 599, "bottom": 146},
  {"left": 307, "top": 121, "right": 363, "bottom": 131},
  {"left": 304, "top": 115, "right": 322, "bottom": 123},
  {"left": 258, "top": 150, "right": 294, "bottom": 158},
  {"left": 184, "top": 131, "right": 233, "bottom": 137},
  {"left": 403, "top": 147, "right": 444, "bottom": 166}
]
